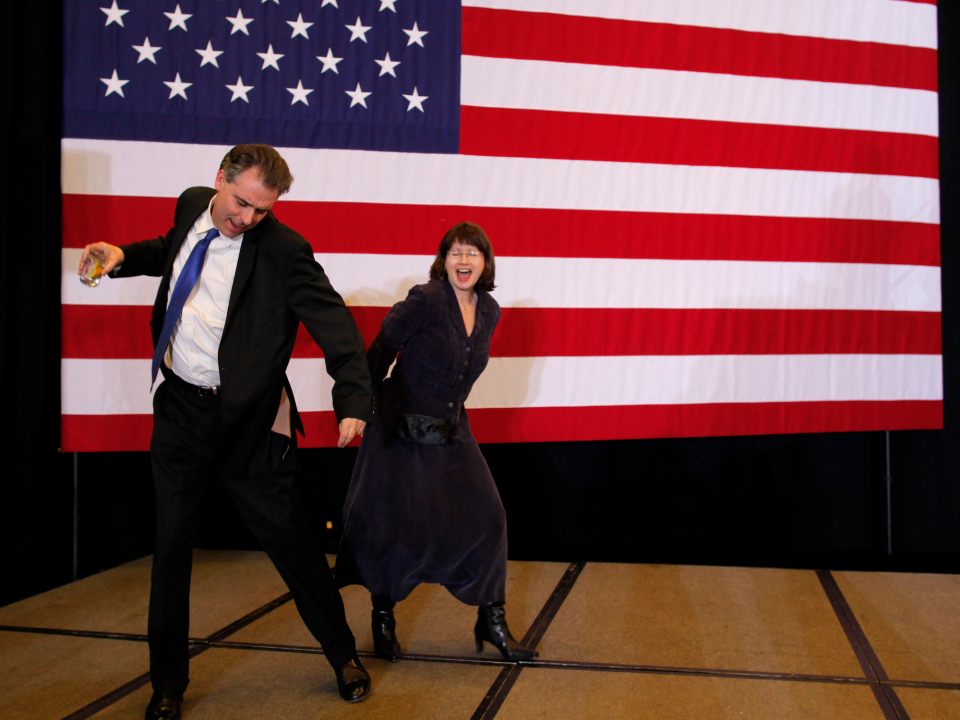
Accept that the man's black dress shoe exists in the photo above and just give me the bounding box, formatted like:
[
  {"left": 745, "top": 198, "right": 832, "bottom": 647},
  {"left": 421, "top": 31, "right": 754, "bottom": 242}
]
[
  {"left": 335, "top": 656, "right": 371, "bottom": 703},
  {"left": 145, "top": 690, "right": 183, "bottom": 720}
]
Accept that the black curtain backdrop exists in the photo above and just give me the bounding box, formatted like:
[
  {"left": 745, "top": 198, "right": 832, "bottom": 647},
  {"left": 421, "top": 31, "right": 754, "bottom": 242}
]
[
  {"left": 2, "top": 1, "right": 73, "bottom": 607},
  {"left": 2, "top": 4, "right": 957, "bottom": 608}
]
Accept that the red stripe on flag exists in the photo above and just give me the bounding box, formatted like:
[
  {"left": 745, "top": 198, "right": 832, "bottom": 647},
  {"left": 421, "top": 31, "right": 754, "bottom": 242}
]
[
  {"left": 61, "top": 400, "right": 943, "bottom": 451},
  {"left": 314, "top": 307, "right": 944, "bottom": 357},
  {"left": 304, "top": 308, "right": 945, "bottom": 357},
  {"left": 489, "top": 308, "right": 943, "bottom": 357},
  {"left": 62, "top": 305, "right": 943, "bottom": 359},
  {"left": 59, "top": 412, "right": 361, "bottom": 452},
  {"left": 62, "top": 195, "right": 941, "bottom": 267},
  {"left": 62, "top": 414, "right": 155, "bottom": 452},
  {"left": 461, "top": 106, "right": 939, "bottom": 179},
  {"left": 62, "top": 305, "right": 155, "bottom": 358},
  {"left": 462, "top": 401, "right": 943, "bottom": 443},
  {"left": 462, "top": 6, "right": 938, "bottom": 91},
  {"left": 63, "top": 195, "right": 178, "bottom": 250}
]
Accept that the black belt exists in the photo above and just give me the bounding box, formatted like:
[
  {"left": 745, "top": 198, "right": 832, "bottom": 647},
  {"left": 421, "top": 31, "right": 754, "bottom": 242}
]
[
  {"left": 161, "top": 366, "right": 220, "bottom": 398},
  {"left": 396, "top": 414, "right": 451, "bottom": 444}
]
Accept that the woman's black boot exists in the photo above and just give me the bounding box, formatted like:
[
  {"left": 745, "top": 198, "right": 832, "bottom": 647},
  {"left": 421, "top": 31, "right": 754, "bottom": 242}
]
[
  {"left": 371, "top": 594, "right": 402, "bottom": 662},
  {"left": 475, "top": 602, "right": 538, "bottom": 660}
]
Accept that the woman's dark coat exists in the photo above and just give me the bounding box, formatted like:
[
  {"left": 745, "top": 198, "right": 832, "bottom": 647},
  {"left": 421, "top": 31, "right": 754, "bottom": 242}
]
[{"left": 336, "top": 279, "right": 507, "bottom": 605}]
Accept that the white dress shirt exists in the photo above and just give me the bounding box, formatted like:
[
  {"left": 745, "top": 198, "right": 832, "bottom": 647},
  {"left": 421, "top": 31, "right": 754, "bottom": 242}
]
[{"left": 164, "top": 196, "right": 243, "bottom": 387}]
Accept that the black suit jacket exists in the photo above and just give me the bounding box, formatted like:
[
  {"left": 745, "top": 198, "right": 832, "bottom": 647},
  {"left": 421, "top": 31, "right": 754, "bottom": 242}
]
[{"left": 114, "top": 187, "right": 373, "bottom": 468}]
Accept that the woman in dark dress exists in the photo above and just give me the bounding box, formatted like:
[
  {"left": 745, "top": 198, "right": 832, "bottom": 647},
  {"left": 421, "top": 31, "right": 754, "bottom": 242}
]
[{"left": 335, "top": 222, "right": 537, "bottom": 662}]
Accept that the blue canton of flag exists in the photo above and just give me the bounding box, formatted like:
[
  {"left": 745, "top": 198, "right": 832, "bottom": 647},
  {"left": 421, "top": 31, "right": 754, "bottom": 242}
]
[{"left": 64, "top": 0, "right": 460, "bottom": 153}]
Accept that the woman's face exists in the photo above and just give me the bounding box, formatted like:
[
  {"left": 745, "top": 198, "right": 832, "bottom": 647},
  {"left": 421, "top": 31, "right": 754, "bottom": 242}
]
[{"left": 445, "top": 240, "right": 486, "bottom": 293}]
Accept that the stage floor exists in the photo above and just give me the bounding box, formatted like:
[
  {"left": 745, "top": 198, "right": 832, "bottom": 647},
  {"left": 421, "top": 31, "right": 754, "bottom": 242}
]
[{"left": 1, "top": 552, "right": 958, "bottom": 719}]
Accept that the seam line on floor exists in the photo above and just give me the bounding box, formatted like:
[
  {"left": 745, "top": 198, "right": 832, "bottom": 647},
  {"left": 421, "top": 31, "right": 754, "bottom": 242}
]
[
  {"left": 57, "top": 593, "right": 292, "bottom": 720},
  {"left": 205, "top": 642, "right": 960, "bottom": 691},
  {"left": 470, "top": 560, "right": 587, "bottom": 720},
  {"left": 8, "top": 622, "right": 956, "bottom": 691},
  {"left": 6, "top": 611, "right": 958, "bottom": 694},
  {"left": 198, "top": 639, "right": 931, "bottom": 686},
  {"left": 817, "top": 569, "right": 912, "bottom": 720},
  {"left": 0, "top": 625, "right": 149, "bottom": 643}
]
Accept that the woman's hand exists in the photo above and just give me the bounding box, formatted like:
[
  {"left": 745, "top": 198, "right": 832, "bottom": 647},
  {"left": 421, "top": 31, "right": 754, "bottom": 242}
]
[{"left": 338, "top": 418, "right": 366, "bottom": 448}]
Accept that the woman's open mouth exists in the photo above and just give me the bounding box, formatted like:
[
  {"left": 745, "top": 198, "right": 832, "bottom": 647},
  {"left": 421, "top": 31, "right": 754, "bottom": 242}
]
[{"left": 456, "top": 269, "right": 472, "bottom": 281}]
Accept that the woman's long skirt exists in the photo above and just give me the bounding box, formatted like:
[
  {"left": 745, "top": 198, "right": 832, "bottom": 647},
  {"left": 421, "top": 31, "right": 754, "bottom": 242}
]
[{"left": 336, "top": 411, "right": 507, "bottom": 605}]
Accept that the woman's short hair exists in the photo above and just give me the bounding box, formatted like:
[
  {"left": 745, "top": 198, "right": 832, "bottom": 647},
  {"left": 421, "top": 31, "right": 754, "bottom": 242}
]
[
  {"left": 219, "top": 144, "right": 293, "bottom": 196},
  {"left": 429, "top": 222, "right": 496, "bottom": 292}
]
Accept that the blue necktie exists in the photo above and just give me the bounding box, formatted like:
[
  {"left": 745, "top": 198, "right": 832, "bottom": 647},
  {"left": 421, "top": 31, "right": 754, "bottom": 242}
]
[{"left": 151, "top": 227, "right": 220, "bottom": 387}]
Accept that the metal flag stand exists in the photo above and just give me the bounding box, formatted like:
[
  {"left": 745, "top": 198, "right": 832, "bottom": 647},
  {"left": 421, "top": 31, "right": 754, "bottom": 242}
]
[
  {"left": 885, "top": 430, "right": 893, "bottom": 556},
  {"left": 73, "top": 452, "right": 79, "bottom": 581}
]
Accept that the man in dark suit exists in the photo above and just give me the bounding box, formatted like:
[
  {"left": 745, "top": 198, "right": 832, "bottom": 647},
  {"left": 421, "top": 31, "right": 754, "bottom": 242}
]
[{"left": 79, "top": 145, "right": 374, "bottom": 719}]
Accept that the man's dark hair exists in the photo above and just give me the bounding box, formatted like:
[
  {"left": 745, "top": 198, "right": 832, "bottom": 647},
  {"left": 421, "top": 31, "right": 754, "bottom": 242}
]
[
  {"left": 429, "top": 222, "right": 496, "bottom": 292},
  {"left": 220, "top": 144, "right": 294, "bottom": 196}
]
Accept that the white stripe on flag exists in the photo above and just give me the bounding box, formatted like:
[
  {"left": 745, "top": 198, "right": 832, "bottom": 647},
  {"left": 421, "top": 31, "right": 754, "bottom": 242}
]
[
  {"left": 463, "top": 0, "right": 938, "bottom": 49},
  {"left": 471, "top": 354, "right": 943, "bottom": 407},
  {"left": 61, "top": 249, "right": 942, "bottom": 313},
  {"left": 461, "top": 56, "right": 939, "bottom": 137},
  {"left": 61, "top": 353, "right": 943, "bottom": 415},
  {"left": 62, "top": 359, "right": 162, "bottom": 415},
  {"left": 61, "top": 140, "right": 940, "bottom": 224},
  {"left": 61, "top": 358, "right": 342, "bottom": 415}
]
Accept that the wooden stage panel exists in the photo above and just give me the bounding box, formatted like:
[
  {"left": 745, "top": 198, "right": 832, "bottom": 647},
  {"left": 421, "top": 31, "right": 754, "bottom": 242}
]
[
  {"left": 229, "top": 559, "right": 568, "bottom": 659},
  {"left": 834, "top": 571, "right": 960, "bottom": 684},
  {"left": 0, "top": 632, "right": 148, "bottom": 720},
  {"left": 89, "top": 648, "right": 502, "bottom": 720},
  {"left": 537, "top": 562, "right": 865, "bottom": 678},
  {"left": 1, "top": 551, "right": 957, "bottom": 720},
  {"left": 0, "top": 550, "right": 288, "bottom": 639},
  {"left": 496, "top": 667, "right": 888, "bottom": 720},
  {"left": 231, "top": 583, "right": 503, "bottom": 658},
  {"left": 896, "top": 686, "right": 960, "bottom": 720}
]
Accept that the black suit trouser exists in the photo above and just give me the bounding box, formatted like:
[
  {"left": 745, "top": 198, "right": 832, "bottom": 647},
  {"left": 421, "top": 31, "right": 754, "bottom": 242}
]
[{"left": 148, "top": 375, "right": 356, "bottom": 694}]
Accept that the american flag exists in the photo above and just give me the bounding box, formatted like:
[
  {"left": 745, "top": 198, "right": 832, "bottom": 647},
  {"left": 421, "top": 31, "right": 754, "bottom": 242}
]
[{"left": 61, "top": 0, "right": 942, "bottom": 451}]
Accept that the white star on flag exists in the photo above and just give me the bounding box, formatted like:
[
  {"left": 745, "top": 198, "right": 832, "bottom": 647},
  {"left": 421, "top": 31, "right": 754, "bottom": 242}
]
[
  {"left": 195, "top": 41, "right": 223, "bottom": 68},
  {"left": 375, "top": 52, "right": 400, "bottom": 77},
  {"left": 287, "top": 80, "right": 314, "bottom": 105},
  {"left": 380, "top": 0, "right": 398, "bottom": 12},
  {"left": 164, "top": 73, "right": 193, "bottom": 100},
  {"left": 402, "top": 86, "right": 428, "bottom": 112},
  {"left": 287, "top": 13, "right": 314, "bottom": 39},
  {"left": 132, "top": 37, "right": 161, "bottom": 64},
  {"left": 321, "top": 0, "right": 338, "bottom": 6},
  {"left": 317, "top": 48, "right": 343, "bottom": 74},
  {"left": 346, "top": 17, "right": 372, "bottom": 43},
  {"left": 257, "top": 45, "right": 284, "bottom": 71},
  {"left": 226, "top": 77, "right": 254, "bottom": 103},
  {"left": 346, "top": 82, "right": 371, "bottom": 108},
  {"left": 262, "top": 0, "right": 279, "bottom": 4},
  {"left": 100, "top": 69, "right": 129, "bottom": 97},
  {"left": 164, "top": 5, "right": 192, "bottom": 32},
  {"left": 226, "top": 9, "right": 254, "bottom": 35},
  {"left": 100, "top": 1, "right": 129, "bottom": 27},
  {"left": 403, "top": 22, "right": 428, "bottom": 47}
]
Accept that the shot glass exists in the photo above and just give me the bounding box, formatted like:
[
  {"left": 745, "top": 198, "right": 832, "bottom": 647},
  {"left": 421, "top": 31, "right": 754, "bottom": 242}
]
[{"left": 79, "top": 249, "right": 106, "bottom": 287}]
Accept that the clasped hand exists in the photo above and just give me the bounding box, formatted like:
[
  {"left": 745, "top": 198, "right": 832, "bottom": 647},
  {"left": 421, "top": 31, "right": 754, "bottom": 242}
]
[{"left": 338, "top": 418, "right": 366, "bottom": 448}]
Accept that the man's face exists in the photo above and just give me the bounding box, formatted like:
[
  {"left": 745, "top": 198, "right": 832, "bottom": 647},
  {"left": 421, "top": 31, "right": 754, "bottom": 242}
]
[{"left": 211, "top": 167, "right": 279, "bottom": 238}]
